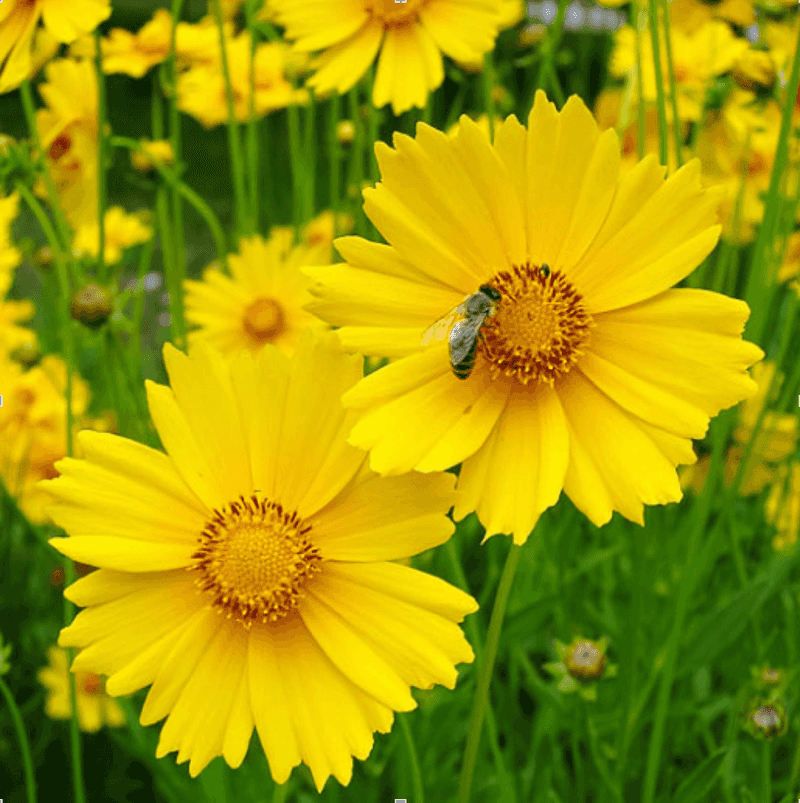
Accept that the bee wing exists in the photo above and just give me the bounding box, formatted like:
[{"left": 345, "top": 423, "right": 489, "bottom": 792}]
[
  {"left": 449, "top": 318, "right": 483, "bottom": 365},
  {"left": 420, "top": 299, "right": 468, "bottom": 346}
]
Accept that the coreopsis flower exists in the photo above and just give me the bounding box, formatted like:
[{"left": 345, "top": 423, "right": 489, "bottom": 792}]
[
  {"left": 267, "top": 0, "right": 503, "bottom": 115},
  {"left": 695, "top": 90, "right": 792, "bottom": 244},
  {"left": 680, "top": 361, "right": 797, "bottom": 496},
  {"left": 0, "top": 0, "right": 111, "bottom": 93},
  {"left": 732, "top": 46, "right": 777, "bottom": 94},
  {"left": 610, "top": 19, "right": 747, "bottom": 123},
  {"left": 38, "top": 647, "right": 125, "bottom": 732},
  {"left": 34, "top": 58, "right": 98, "bottom": 231},
  {"left": 70, "top": 10, "right": 237, "bottom": 76},
  {"left": 177, "top": 33, "right": 308, "bottom": 127},
  {"left": 131, "top": 139, "right": 175, "bottom": 172},
  {"left": 303, "top": 92, "right": 764, "bottom": 543},
  {"left": 40, "top": 332, "right": 477, "bottom": 789},
  {"left": 183, "top": 234, "right": 332, "bottom": 359},
  {"left": 0, "top": 193, "right": 36, "bottom": 357},
  {"left": 0, "top": 353, "right": 90, "bottom": 523},
  {"left": 594, "top": 88, "right": 689, "bottom": 175},
  {"left": 268, "top": 210, "right": 356, "bottom": 259},
  {"left": 765, "top": 460, "right": 799, "bottom": 552},
  {"left": 72, "top": 206, "right": 153, "bottom": 265},
  {"left": 668, "top": 0, "right": 755, "bottom": 33}
]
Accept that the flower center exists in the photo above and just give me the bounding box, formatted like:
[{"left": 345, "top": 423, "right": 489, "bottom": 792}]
[
  {"left": 189, "top": 494, "right": 322, "bottom": 628},
  {"left": 243, "top": 297, "right": 286, "bottom": 343},
  {"left": 363, "top": 0, "right": 427, "bottom": 26},
  {"left": 480, "top": 262, "right": 593, "bottom": 387},
  {"left": 565, "top": 641, "right": 606, "bottom": 679},
  {"left": 48, "top": 133, "right": 72, "bottom": 161},
  {"left": 81, "top": 673, "right": 103, "bottom": 695}
]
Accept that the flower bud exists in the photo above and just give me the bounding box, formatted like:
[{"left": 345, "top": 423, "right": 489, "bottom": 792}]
[{"left": 70, "top": 283, "right": 113, "bottom": 330}]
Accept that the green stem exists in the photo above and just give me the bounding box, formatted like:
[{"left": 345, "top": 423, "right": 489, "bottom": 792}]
[
  {"left": 111, "top": 136, "right": 228, "bottom": 274},
  {"left": 658, "top": 0, "right": 682, "bottom": 169},
  {"left": 399, "top": 714, "right": 425, "bottom": 803},
  {"left": 168, "top": 0, "right": 187, "bottom": 347},
  {"left": 328, "top": 94, "right": 340, "bottom": 236},
  {"left": 647, "top": 0, "right": 669, "bottom": 167},
  {"left": 128, "top": 232, "right": 155, "bottom": 397},
  {"left": 444, "top": 536, "right": 514, "bottom": 798},
  {"left": 19, "top": 80, "right": 81, "bottom": 287},
  {"left": 64, "top": 563, "right": 86, "bottom": 803},
  {"left": 762, "top": 740, "right": 771, "bottom": 803},
  {"left": 745, "top": 20, "right": 800, "bottom": 345},
  {"left": 641, "top": 423, "right": 728, "bottom": 803},
  {"left": 533, "top": 0, "right": 568, "bottom": 98},
  {"left": 155, "top": 180, "right": 180, "bottom": 347},
  {"left": 93, "top": 30, "right": 108, "bottom": 282},
  {"left": 633, "top": 1, "right": 646, "bottom": 161},
  {"left": 347, "top": 85, "right": 365, "bottom": 236},
  {"left": 304, "top": 88, "right": 316, "bottom": 221},
  {"left": 245, "top": 0, "right": 260, "bottom": 234},
  {"left": 458, "top": 543, "right": 522, "bottom": 803},
  {"left": 482, "top": 52, "right": 495, "bottom": 142},
  {"left": 0, "top": 675, "right": 37, "bottom": 803},
  {"left": 211, "top": 0, "right": 247, "bottom": 241},
  {"left": 287, "top": 100, "right": 304, "bottom": 241}
]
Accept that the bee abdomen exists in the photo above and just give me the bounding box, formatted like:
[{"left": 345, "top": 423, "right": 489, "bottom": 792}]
[{"left": 452, "top": 340, "right": 477, "bottom": 380}]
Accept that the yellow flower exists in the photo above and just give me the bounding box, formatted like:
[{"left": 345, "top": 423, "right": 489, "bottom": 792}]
[
  {"left": 40, "top": 332, "right": 476, "bottom": 788},
  {"left": 184, "top": 234, "right": 332, "bottom": 359},
  {"left": 97, "top": 8, "right": 174, "bottom": 78},
  {"left": 766, "top": 461, "right": 800, "bottom": 552},
  {"left": 131, "top": 139, "right": 175, "bottom": 172},
  {"left": 0, "top": 353, "right": 90, "bottom": 523},
  {"left": 34, "top": 57, "right": 98, "bottom": 230},
  {"left": 72, "top": 206, "right": 153, "bottom": 265},
  {"left": 303, "top": 92, "right": 764, "bottom": 542},
  {"left": 268, "top": 0, "right": 503, "bottom": 115},
  {"left": 695, "top": 90, "right": 790, "bottom": 244},
  {"left": 38, "top": 646, "right": 125, "bottom": 732},
  {"left": 594, "top": 87, "right": 689, "bottom": 175},
  {"left": 610, "top": 19, "right": 747, "bottom": 122},
  {"left": 680, "top": 361, "right": 796, "bottom": 496},
  {"left": 668, "top": 0, "right": 755, "bottom": 33},
  {"left": 268, "top": 210, "right": 356, "bottom": 259},
  {"left": 732, "top": 46, "right": 777, "bottom": 93},
  {"left": 446, "top": 114, "right": 506, "bottom": 139},
  {"left": 177, "top": 33, "right": 308, "bottom": 128},
  {"left": 0, "top": 0, "right": 110, "bottom": 93},
  {"left": 0, "top": 192, "right": 36, "bottom": 358}
]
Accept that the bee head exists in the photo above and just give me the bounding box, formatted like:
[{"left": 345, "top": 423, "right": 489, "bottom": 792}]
[{"left": 479, "top": 285, "right": 502, "bottom": 302}]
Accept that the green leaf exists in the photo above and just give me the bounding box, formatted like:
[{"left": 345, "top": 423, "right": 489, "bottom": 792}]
[{"left": 669, "top": 749, "right": 726, "bottom": 803}]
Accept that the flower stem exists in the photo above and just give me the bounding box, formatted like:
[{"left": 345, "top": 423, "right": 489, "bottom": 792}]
[
  {"left": 93, "top": 30, "right": 108, "bottom": 282},
  {"left": 304, "top": 88, "right": 316, "bottom": 222},
  {"left": 328, "top": 93, "right": 340, "bottom": 236},
  {"left": 211, "top": 0, "right": 247, "bottom": 241},
  {"left": 482, "top": 52, "right": 495, "bottom": 142},
  {"left": 287, "top": 100, "right": 304, "bottom": 242},
  {"left": 458, "top": 542, "right": 522, "bottom": 803},
  {"left": 347, "top": 85, "right": 365, "bottom": 236},
  {"left": 0, "top": 675, "right": 37, "bottom": 803},
  {"left": 641, "top": 424, "right": 727, "bottom": 803},
  {"left": 647, "top": 0, "right": 669, "bottom": 168},
  {"left": 762, "top": 740, "right": 772, "bottom": 803},
  {"left": 245, "top": 0, "right": 260, "bottom": 234},
  {"left": 168, "top": 0, "right": 187, "bottom": 346},
  {"left": 658, "top": 0, "right": 682, "bottom": 169},
  {"left": 632, "top": 0, "right": 646, "bottom": 160},
  {"left": 399, "top": 714, "right": 425, "bottom": 803},
  {"left": 745, "top": 19, "right": 800, "bottom": 345}
]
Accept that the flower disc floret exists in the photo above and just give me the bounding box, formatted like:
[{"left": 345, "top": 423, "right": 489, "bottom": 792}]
[{"left": 190, "top": 494, "right": 321, "bottom": 627}]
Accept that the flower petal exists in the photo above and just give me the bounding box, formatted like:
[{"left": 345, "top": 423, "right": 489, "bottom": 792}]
[{"left": 307, "top": 18, "right": 383, "bottom": 95}]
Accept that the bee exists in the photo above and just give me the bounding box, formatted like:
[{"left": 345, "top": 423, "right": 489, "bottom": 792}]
[{"left": 421, "top": 284, "right": 502, "bottom": 380}]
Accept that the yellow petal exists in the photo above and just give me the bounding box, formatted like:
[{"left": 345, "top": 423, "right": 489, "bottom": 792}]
[
  {"left": 309, "top": 469, "right": 456, "bottom": 560},
  {"left": 307, "top": 18, "right": 383, "bottom": 95}
]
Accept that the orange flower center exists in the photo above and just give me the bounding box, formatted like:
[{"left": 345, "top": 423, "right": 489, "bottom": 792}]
[
  {"left": 81, "top": 673, "right": 103, "bottom": 695},
  {"left": 243, "top": 297, "right": 286, "bottom": 343},
  {"left": 480, "top": 262, "right": 593, "bottom": 387},
  {"left": 363, "top": 0, "right": 427, "bottom": 26},
  {"left": 189, "top": 494, "right": 322, "bottom": 628}
]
